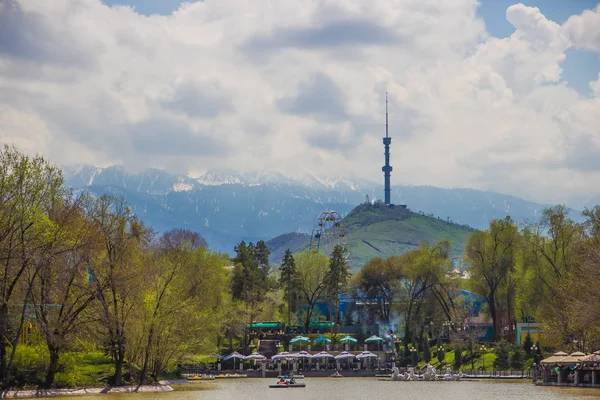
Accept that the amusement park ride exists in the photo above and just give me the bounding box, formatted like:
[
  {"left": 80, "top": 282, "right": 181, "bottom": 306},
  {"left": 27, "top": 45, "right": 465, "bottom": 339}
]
[{"left": 309, "top": 211, "right": 351, "bottom": 270}]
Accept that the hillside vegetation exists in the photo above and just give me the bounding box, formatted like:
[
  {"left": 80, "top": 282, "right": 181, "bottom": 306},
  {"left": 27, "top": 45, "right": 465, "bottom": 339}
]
[{"left": 267, "top": 202, "right": 473, "bottom": 269}]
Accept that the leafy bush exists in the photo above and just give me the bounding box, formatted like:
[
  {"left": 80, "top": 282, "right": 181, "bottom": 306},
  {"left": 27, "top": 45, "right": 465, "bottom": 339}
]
[
  {"left": 453, "top": 344, "right": 462, "bottom": 370},
  {"left": 511, "top": 349, "right": 524, "bottom": 369},
  {"left": 422, "top": 334, "right": 431, "bottom": 363},
  {"left": 53, "top": 372, "right": 77, "bottom": 388},
  {"left": 494, "top": 342, "right": 510, "bottom": 369},
  {"left": 10, "top": 344, "right": 49, "bottom": 388}
]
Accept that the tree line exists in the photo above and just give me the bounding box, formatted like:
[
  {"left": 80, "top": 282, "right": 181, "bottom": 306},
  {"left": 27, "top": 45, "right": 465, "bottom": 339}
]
[
  {"left": 0, "top": 146, "right": 228, "bottom": 388},
  {"left": 3, "top": 143, "right": 600, "bottom": 387},
  {"left": 350, "top": 205, "right": 600, "bottom": 360}
]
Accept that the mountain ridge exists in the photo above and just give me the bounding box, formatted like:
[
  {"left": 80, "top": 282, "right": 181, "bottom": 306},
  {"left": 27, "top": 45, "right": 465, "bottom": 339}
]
[{"left": 62, "top": 165, "right": 579, "bottom": 254}]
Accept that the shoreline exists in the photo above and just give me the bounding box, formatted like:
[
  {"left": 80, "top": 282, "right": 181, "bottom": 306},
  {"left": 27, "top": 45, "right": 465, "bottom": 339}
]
[{"left": 1, "top": 385, "right": 173, "bottom": 399}]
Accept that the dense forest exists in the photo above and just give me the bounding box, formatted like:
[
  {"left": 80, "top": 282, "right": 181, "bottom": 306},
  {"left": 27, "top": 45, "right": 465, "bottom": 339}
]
[{"left": 1, "top": 144, "right": 599, "bottom": 389}]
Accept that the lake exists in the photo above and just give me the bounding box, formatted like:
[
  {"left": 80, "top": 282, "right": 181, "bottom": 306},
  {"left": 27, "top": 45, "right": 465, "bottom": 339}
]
[{"left": 54, "top": 379, "right": 600, "bottom": 400}]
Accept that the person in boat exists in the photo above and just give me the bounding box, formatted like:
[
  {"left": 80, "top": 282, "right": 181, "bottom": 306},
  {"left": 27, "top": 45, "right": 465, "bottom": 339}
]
[
  {"left": 278, "top": 378, "right": 286, "bottom": 385},
  {"left": 289, "top": 378, "right": 295, "bottom": 384}
]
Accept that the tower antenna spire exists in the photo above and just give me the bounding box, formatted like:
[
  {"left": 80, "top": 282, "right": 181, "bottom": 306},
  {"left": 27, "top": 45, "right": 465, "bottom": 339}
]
[
  {"left": 385, "top": 92, "right": 389, "bottom": 138},
  {"left": 382, "top": 92, "right": 392, "bottom": 205}
]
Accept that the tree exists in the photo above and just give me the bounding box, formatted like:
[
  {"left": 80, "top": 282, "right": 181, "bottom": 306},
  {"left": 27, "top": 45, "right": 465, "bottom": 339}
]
[
  {"left": 511, "top": 348, "right": 523, "bottom": 370},
  {"left": 422, "top": 334, "right": 431, "bottom": 363},
  {"left": 136, "top": 241, "right": 226, "bottom": 382},
  {"left": 494, "top": 342, "right": 510, "bottom": 370},
  {"left": 0, "top": 145, "right": 65, "bottom": 387},
  {"left": 352, "top": 257, "right": 403, "bottom": 324},
  {"left": 523, "top": 333, "right": 533, "bottom": 356},
  {"left": 295, "top": 250, "right": 329, "bottom": 330},
  {"left": 32, "top": 195, "right": 102, "bottom": 386},
  {"left": 137, "top": 229, "right": 208, "bottom": 384},
  {"left": 86, "top": 194, "right": 150, "bottom": 386},
  {"left": 518, "top": 206, "right": 584, "bottom": 345},
  {"left": 396, "top": 241, "right": 450, "bottom": 347},
  {"left": 465, "top": 217, "right": 519, "bottom": 341},
  {"left": 231, "top": 240, "right": 272, "bottom": 352},
  {"left": 279, "top": 249, "right": 298, "bottom": 327},
  {"left": 326, "top": 245, "right": 350, "bottom": 323},
  {"left": 453, "top": 343, "right": 462, "bottom": 370}
]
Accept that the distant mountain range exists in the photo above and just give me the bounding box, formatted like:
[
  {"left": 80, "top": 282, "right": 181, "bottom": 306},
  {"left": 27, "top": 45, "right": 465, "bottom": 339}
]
[{"left": 62, "top": 165, "right": 577, "bottom": 256}]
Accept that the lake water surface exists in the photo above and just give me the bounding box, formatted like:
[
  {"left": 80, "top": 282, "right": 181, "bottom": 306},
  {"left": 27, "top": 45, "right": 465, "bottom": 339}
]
[{"left": 54, "top": 378, "right": 600, "bottom": 400}]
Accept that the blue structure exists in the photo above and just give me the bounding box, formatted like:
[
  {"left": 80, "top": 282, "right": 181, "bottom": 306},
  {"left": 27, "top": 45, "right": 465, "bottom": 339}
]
[{"left": 382, "top": 93, "right": 392, "bottom": 205}]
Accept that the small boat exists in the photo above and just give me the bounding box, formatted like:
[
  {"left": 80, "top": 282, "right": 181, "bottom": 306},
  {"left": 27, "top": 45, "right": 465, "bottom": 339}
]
[
  {"left": 277, "top": 374, "right": 304, "bottom": 379},
  {"left": 330, "top": 371, "right": 343, "bottom": 378},
  {"left": 215, "top": 373, "right": 248, "bottom": 379},
  {"left": 269, "top": 380, "right": 306, "bottom": 388},
  {"left": 189, "top": 374, "right": 215, "bottom": 381}
]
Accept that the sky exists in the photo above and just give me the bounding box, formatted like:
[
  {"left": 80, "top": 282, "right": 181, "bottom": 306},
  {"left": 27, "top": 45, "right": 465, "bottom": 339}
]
[{"left": 1, "top": 0, "right": 599, "bottom": 204}]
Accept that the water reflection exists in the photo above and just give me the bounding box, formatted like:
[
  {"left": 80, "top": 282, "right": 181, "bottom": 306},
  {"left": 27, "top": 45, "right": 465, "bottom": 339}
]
[{"left": 53, "top": 379, "right": 600, "bottom": 400}]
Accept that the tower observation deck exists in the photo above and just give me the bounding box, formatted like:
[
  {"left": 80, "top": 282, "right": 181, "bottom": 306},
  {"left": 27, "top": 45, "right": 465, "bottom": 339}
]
[{"left": 382, "top": 93, "right": 392, "bottom": 205}]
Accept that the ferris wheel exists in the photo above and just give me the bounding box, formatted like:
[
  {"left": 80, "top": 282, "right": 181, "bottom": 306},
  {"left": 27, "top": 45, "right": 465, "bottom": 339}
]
[{"left": 309, "top": 211, "right": 350, "bottom": 268}]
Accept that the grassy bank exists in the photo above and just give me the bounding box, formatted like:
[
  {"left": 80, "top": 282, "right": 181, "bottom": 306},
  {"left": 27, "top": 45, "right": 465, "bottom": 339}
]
[{"left": 10, "top": 345, "right": 140, "bottom": 389}]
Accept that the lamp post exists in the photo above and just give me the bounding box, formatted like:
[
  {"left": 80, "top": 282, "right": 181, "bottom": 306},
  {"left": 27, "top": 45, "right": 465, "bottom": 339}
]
[
  {"left": 410, "top": 347, "right": 418, "bottom": 366},
  {"left": 443, "top": 321, "right": 454, "bottom": 341},
  {"left": 531, "top": 345, "right": 538, "bottom": 364},
  {"left": 480, "top": 345, "right": 487, "bottom": 370},
  {"left": 437, "top": 346, "right": 445, "bottom": 363}
]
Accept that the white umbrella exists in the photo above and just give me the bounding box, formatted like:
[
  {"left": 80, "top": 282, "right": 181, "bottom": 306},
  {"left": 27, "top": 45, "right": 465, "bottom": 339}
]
[
  {"left": 223, "top": 351, "right": 245, "bottom": 361},
  {"left": 272, "top": 352, "right": 292, "bottom": 360},
  {"left": 313, "top": 351, "right": 335, "bottom": 359},
  {"left": 223, "top": 351, "right": 245, "bottom": 370},
  {"left": 356, "top": 351, "right": 378, "bottom": 359},
  {"left": 335, "top": 351, "right": 356, "bottom": 360},
  {"left": 244, "top": 352, "right": 266, "bottom": 360},
  {"left": 290, "top": 350, "right": 312, "bottom": 359}
]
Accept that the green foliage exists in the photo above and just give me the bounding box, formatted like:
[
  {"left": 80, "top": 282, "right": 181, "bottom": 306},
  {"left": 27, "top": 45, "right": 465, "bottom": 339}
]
[
  {"left": 465, "top": 217, "right": 519, "bottom": 341},
  {"left": 422, "top": 334, "right": 431, "bottom": 363},
  {"left": 453, "top": 344, "right": 462, "bottom": 370},
  {"left": 53, "top": 352, "right": 114, "bottom": 388},
  {"left": 523, "top": 333, "right": 533, "bottom": 355},
  {"left": 494, "top": 342, "right": 510, "bottom": 370},
  {"left": 294, "top": 250, "right": 330, "bottom": 329},
  {"left": 510, "top": 348, "right": 524, "bottom": 369},
  {"left": 279, "top": 249, "right": 299, "bottom": 325},
  {"left": 327, "top": 244, "right": 350, "bottom": 323},
  {"left": 231, "top": 240, "right": 271, "bottom": 303}
]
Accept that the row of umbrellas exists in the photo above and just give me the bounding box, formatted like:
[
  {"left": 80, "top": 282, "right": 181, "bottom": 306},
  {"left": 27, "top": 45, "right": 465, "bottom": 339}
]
[
  {"left": 290, "top": 335, "right": 383, "bottom": 344},
  {"left": 222, "top": 350, "right": 379, "bottom": 361}
]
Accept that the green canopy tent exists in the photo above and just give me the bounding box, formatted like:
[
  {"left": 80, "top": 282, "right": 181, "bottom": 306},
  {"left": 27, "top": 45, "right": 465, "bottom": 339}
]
[
  {"left": 314, "top": 335, "right": 332, "bottom": 350},
  {"left": 314, "top": 336, "right": 332, "bottom": 344},
  {"left": 247, "top": 321, "right": 285, "bottom": 330},
  {"left": 340, "top": 336, "right": 358, "bottom": 351},
  {"left": 365, "top": 335, "right": 384, "bottom": 351},
  {"left": 290, "top": 336, "right": 310, "bottom": 351},
  {"left": 309, "top": 321, "right": 335, "bottom": 331}
]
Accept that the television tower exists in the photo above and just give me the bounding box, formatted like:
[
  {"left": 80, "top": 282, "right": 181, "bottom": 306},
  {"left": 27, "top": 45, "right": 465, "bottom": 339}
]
[{"left": 382, "top": 92, "right": 392, "bottom": 205}]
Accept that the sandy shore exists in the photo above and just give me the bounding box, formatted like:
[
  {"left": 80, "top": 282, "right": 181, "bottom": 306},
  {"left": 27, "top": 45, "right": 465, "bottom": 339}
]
[{"left": 1, "top": 385, "right": 173, "bottom": 398}]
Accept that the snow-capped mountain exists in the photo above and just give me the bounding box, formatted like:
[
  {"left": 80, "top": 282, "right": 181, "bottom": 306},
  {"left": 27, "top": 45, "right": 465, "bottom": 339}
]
[
  {"left": 62, "top": 165, "right": 578, "bottom": 254},
  {"left": 64, "top": 165, "right": 199, "bottom": 195},
  {"left": 193, "top": 170, "right": 292, "bottom": 187}
]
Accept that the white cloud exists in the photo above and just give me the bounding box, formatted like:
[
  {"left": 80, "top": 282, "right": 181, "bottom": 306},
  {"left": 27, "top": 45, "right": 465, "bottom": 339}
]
[
  {"left": 0, "top": 0, "right": 599, "bottom": 204},
  {"left": 563, "top": 4, "right": 600, "bottom": 52}
]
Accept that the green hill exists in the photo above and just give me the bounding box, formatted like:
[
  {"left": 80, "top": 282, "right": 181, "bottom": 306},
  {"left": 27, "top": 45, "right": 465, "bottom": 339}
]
[{"left": 267, "top": 202, "right": 473, "bottom": 270}]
